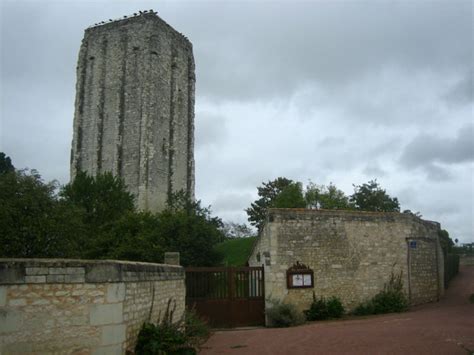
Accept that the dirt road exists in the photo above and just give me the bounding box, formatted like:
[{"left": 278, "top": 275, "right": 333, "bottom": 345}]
[{"left": 201, "top": 266, "right": 474, "bottom": 354}]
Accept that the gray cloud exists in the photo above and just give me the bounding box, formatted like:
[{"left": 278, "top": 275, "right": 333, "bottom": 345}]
[
  {"left": 400, "top": 124, "right": 474, "bottom": 169},
  {"left": 444, "top": 69, "right": 473, "bottom": 106},
  {"left": 195, "top": 112, "right": 228, "bottom": 149}
]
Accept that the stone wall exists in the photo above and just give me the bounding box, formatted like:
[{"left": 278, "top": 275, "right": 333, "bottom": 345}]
[
  {"left": 460, "top": 255, "right": 474, "bottom": 266},
  {"left": 0, "top": 259, "right": 185, "bottom": 354},
  {"left": 248, "top": 209, "right": 444, "bottom": 315},
  {"left": 70, "top": 12, "right": 195, "bottom": 213}
]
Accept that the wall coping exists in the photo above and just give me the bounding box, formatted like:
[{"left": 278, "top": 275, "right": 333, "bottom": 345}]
[
  {"left": 267, "top": 208, "right": 440, "bottom": 228},
  {"left": 0, "top": 258, "right": 183, "bottom": 285}
]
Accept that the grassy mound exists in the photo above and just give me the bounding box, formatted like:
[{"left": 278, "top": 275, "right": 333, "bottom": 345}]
[{"left": 214, "top": 237, "right": 256, "bottom": 266}]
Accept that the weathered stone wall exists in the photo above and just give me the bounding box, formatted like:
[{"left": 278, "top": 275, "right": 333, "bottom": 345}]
[
  {"left": 0, "top": 259, "right": 185, "bottom": 354},
  {"left": 70, "top": 12, "right": 195, "bottom": 212},
  {"left": 460, "top": 255, "right": 474, "bottom": 265},
  {"left": 248, "top": 209, "right": 444, "bottom": 314}
]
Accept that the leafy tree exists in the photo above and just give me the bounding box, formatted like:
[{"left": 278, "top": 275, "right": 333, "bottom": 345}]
[
  {"left": 305, "top": 182, "right": 353, "bottom": 210},
  {"left": 98, "top": 212, "right": 164, "bottom": 262},
  {"left": 58, "top": 171, "right": 136, "bottom": 258},
  {"left": 0, "top": 152, "right": 14, "bottom": 174},
  {"left": 272, "top": 182, "right": 306, "bottom": 209},
  {"left": 350, "top": 179, "right": 400, "bottom": 212},
  {"left": 0, "top": 169, "right": 84, "bottom": 258},
  {"left": 246, "top": 177, "right": 296, "bottom": 232},
  {"left": 60, "top": 171, "right": 134, "bottom": 227},
  {"left": 157, "top": 191, "right": 224, "bottom": 266}
]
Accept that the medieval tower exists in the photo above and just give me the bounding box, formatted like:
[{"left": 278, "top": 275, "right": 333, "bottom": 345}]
[{"left": 70, "top": 11, "right": 195, "bottom": 212}]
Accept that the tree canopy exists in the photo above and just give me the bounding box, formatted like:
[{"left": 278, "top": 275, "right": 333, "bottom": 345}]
[
  {"left": 0, "top": 154, "right": 224, "bottom": 266},
  {"left": 0, "top": 152, "right": 14, "bottom": 174},
  {"left": 305, "top": 182, "right": 353, "bottom": 210},
  {"left": 350, "top": 179, "right": 400, "bottom": 212},
  {"left": 247, "top": 177, "right": 405, "bottom": 232},
  {"left": 245, "top": 177, "right": 303, "bottom": 232}
]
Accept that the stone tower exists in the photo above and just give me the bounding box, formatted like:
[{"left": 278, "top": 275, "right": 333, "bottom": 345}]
[{"left": 70, "top": 11, "right": 195, "bottom": 212}]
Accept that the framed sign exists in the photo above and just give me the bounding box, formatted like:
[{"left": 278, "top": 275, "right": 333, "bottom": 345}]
[{"left": 287, "top": 261, "right": 314, "bottom": 289}]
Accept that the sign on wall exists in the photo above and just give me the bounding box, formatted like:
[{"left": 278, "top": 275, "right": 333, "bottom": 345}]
[{"left": 286, "top": 261, "right": 314, "bottom": 289}]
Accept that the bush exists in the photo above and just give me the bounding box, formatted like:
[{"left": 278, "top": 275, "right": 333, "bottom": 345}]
[
  {"left": 353, "top": 301, "right": 376, "bottom": 316},
  {"left": 469, "top": 294, "right": 474, "bottom": 304},
  {"left": 266, "top": 298, "right": 305, "bottom": 327},
  {"left": 184, "top": 308, "right": 211, "bottom": 349},
  {"left": 353, "top": 272, "right": 408, "bottom": 316},
  {"left": 304, "top": 293, "right": 345, "bottom": 321},
  {"left": 135, "top": 300, "right": 210, "bottom": 355}
]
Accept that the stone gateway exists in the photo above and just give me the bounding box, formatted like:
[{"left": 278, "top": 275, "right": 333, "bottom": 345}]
[
  {"left": 70, "top": 12, "right": 195, "bottom": 212},
  {"left": 248, "top": 209, "right": 444, "bottom": 316}
]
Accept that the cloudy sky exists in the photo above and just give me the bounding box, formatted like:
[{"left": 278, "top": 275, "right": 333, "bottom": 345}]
[{"left": 1, "top": 0, "right": 472, "bottom": 243}]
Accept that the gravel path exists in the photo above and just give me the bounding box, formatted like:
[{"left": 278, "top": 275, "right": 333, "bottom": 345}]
[{"left": 200, "top": 265, "right": 474, "bottom": 354}]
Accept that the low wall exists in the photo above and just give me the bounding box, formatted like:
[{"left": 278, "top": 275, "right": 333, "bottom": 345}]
[{"left": 0, "top": 259, "right": 185, "bottom": 354}]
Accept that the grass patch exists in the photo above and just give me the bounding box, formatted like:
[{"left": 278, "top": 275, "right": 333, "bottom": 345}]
[{"left": 214, "top": 237, "right": 256, "bottom": 266}]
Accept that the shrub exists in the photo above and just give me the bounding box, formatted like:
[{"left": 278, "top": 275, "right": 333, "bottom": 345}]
[
  {"left": 469, "top": 294, "right": 474, "bottom": 304},
  {"left": 266, "top": 298, "right": 305, "bottom": 327},
  {"left": 353, "top": 272, "right": 408, "bottom": 316},
  {"left": 326, "top": 296, "right": 345, "bottom": 318},
  {"left": 184, "top": 308, "right": 211, "bottom": 349},
  {"left": 135, "top": 300, "right": 210, "bottom": 355},
  {"left": 353, "top": 300, "right": 376, "bottom": 316},
  {"left": 304, "top": 293, "right": 345, "bottom": 321}
]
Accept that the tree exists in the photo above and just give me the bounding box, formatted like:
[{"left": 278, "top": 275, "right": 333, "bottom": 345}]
[
  {"left": 60, "top": 171, "right": 135, "bottom": 227},
  {"left": 0, "top": 152, "right": 14, "bottom": 174},
  {"left": 0, "top": 169, "right": 84, "bottom": 258},
  {"left": 272, "top": 182, "right": 306, "bottom": 209},
  {"left": 58, "top": 171, "right": 136, "bottom": 258},
  {"left": 350, "top": 180, "right": 400, "bottom": 212},
  {"left": 305, "top": 182, "right": 353, "bottom": 210},
  {"left": 97, "top": 211, "right": 165, "bottom": 262},
  {"left": 246, "top": 177, "right": 302, "bottom": 232},
  {"left": 156, "top": 192, "right": 224, "bottom": 266}
]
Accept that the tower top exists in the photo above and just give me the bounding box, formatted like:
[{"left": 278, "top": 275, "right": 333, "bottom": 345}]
[{"left": 85, "top": 10, "right": 191, "bottom": 44}]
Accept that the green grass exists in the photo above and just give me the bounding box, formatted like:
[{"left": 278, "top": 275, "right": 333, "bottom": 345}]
[{"left": 215, "top": 237, "right": 257, "bottom": 266}]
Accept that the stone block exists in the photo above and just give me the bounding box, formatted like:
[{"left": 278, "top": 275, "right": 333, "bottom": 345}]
[
  {"left": 86, "top": 264, "right": 121, "bottom": 283},
  {"left": 0, "top": 286, "right": 6, "bottom": 306},
  {"left": 0, "top": 264, "right": 25, "bottom": 284},
  {"left": 0, "top": 309, "right": 22, "bottom": 333},
  {"left": 90, "top": 303, "right": 123, "bottom": 325},
  {"left": 67, "top": 267, "right": 86, "bottom": 275},
  {"left": 100, "top": 324, "right": 126, "bottom": 345},
  {"left": 47, "top": 274, "right": 65, "bottom": 283},
  {"left": 25, "top": 275, "right": 46, "bottom": 283},
  {"left": 49, "top": 267, "right": 67, "bottom": 275},
  {"left": 106, "top": 283, "right": 126, "bottom": 303},
  {"left": 8, "top": 298, "right": 27, "bottom": 306},
  {"left": 91, "top": 344, "right": 123, "bottom": 355},
  {"left": 65, "top": 274, "right": 86, "bottom": 283},
  {"left": 26, "top": 267, "right": 49, "bottom": 275}
]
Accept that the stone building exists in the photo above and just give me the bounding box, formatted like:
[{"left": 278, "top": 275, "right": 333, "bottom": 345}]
[
  {"left": 70, "top": 12, "right": 195, "bottom": 212},
  {"left": 248, "top": 209, "right": 444, "bottom": 313}
]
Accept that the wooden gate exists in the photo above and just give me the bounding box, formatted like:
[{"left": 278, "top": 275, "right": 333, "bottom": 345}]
[{"left": 185, "top": 266, "right": 265, "bottom": 328}]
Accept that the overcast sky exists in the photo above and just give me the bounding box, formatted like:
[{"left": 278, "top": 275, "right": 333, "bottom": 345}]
[{"left": 1, "top": 0, "right": 472, "bottom": 243}]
